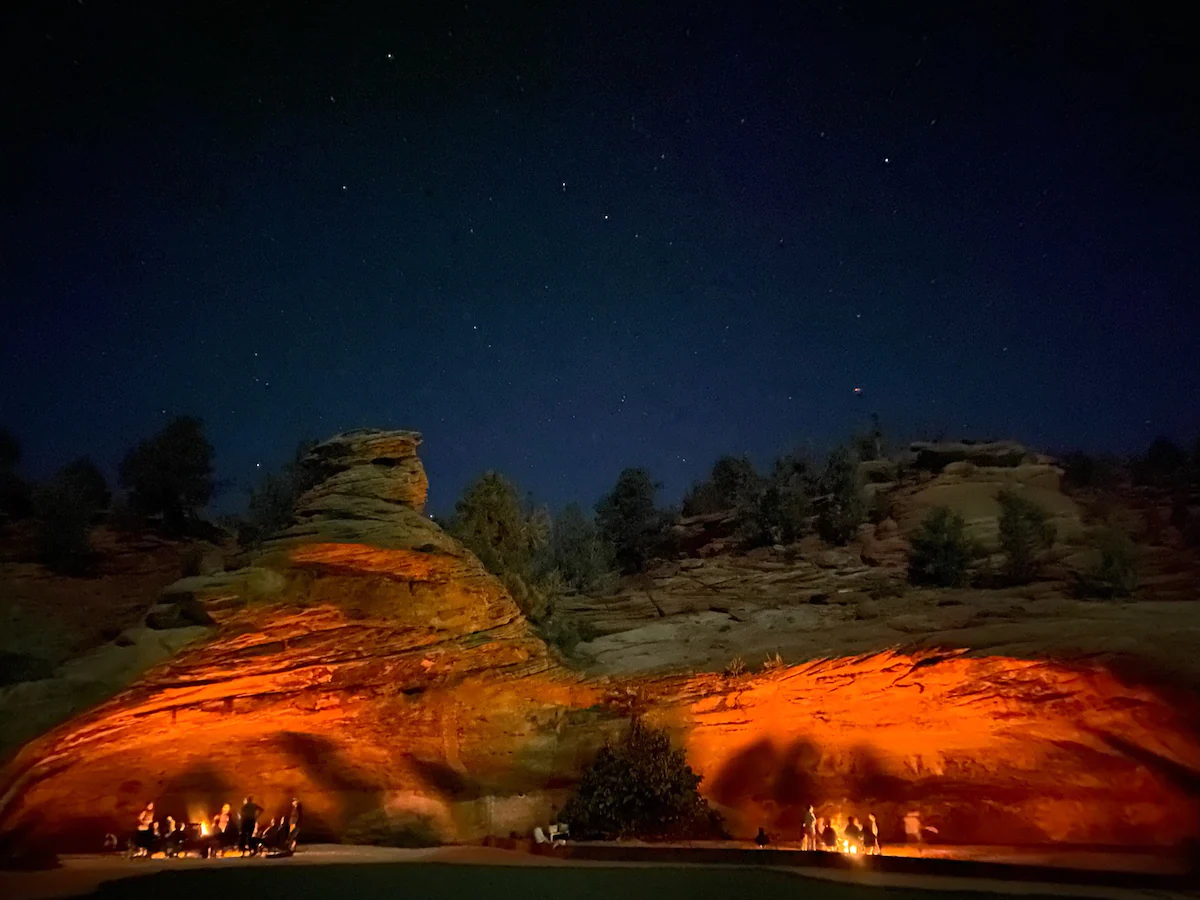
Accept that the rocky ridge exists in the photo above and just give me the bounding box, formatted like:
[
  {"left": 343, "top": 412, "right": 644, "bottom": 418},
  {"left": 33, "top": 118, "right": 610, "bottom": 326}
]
[{"left": 0, "top": 431, "right": 1197, "bottom": 859}]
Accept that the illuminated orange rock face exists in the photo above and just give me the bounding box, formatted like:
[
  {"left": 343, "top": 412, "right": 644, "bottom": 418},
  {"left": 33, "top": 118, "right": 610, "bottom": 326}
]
[
  {"left": 648, "top": 654, "right": 1199, "bottom": 846},
  {"left": 0, "top": 430, "right": 1196, "bottom": 854},
  {"left": 3, "top": 637, "right": 1196, "bottom": 853}
]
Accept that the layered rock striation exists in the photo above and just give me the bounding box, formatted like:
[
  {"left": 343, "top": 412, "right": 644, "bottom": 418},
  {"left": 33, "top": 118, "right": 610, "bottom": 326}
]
[{"left": 1, "top": 431, "right": 1197, "bottom": 857}]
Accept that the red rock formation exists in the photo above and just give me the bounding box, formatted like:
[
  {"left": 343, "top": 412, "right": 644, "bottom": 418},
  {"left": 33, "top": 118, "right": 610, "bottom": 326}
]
[{"left": 1, "top": 430, "right": 1197, "bottom": 856}]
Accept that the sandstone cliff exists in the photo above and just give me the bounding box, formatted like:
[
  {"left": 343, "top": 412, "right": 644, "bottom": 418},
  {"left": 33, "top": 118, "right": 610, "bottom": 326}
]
[{"left": 0, "top": 431, "right": 1197, "bottom": 859}]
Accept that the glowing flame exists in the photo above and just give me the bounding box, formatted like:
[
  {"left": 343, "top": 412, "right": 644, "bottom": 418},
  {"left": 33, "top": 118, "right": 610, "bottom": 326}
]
[
  {"left": 841, "top": 840, "right": 858, "bottom": 855},
  {"left": 200, "top": 822, "right": 210, "bottom": 837}
]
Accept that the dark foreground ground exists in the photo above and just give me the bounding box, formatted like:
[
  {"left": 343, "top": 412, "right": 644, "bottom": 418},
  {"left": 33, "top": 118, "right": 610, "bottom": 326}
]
[
  {"left": 4, "top": 846, "right": 1194, "bottom": 900},
  {"left": 68, "top": 863, "right": 1093, "bottom": 900}
]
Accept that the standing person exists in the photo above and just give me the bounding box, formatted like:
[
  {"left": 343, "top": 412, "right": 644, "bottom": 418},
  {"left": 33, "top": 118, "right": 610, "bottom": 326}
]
[
  {"left": 903, "top": 810, "right": 924, "bottom": 855},
  {"left": 239, "top": 796, "right": 262, "bottom": 855},
  {"left": 754, "top": 826, "right": 770, "bottom": 848},
  {"left": 134, "top": 802, "right": 155, "bottom": 856},
  {"left": 801, "top": 805, "right": 817, "bottom": 851},
  {"left": 211, "top": 803, "right": 234, "bottom": 857},
  {"left": 285, "top": 797, "right": 302, "bottom": 852},
  {"left": 865, "top": 813, "right": 881, "bottom": 855}
]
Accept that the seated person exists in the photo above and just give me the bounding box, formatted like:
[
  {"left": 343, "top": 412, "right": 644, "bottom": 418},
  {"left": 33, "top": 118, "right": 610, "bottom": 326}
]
[
  {"left": 257, "top": 818, "right": 280, "bottom": 854},
  {"left": 821, "top": 820, "right": 838, "bottom": 850},
  {"left": 844, "top": 817, "right": 863, "bottom": 849},
  {"left": 162, "top": 817, "right": 184, "bottom": 857}
]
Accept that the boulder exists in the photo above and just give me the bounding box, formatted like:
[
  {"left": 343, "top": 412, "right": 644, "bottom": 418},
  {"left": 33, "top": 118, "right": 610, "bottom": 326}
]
[
  {"left": 910, "top": 440, "right": 1031, "bottom": 471},
  {"left": 859, "top": 520, "right": 910, "bottom": 569},
  {"left": 814, "top": 548, "right": 859, "bottom": 570},
  {"left": 144, "top": 598, "right": 214, "bottom": 630},
  {"left": 858, "top": 459, "right": 899, "bottom": 483}
]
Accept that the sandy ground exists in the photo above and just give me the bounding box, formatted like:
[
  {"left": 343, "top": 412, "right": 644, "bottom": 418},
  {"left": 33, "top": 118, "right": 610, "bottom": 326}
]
[{"left": 1, "top": 844, "right": 1194, "bottom": 900}]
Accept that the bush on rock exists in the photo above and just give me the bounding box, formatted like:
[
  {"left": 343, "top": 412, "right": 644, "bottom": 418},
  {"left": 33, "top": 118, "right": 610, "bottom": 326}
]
[
  {"left": 908, "top": 507, "right": 972, "bottom": 587},
  {"left": 997, "top": 489, "right": 1055, "bottom": 583},
  {"left": 561, "top": 719, "right": 724, "bottom": 840}
]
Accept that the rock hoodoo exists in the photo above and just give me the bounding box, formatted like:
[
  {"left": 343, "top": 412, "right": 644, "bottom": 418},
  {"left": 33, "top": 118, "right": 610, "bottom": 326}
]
[{"left": 0, "top": 430, "right": 1197, "bottom": 857}]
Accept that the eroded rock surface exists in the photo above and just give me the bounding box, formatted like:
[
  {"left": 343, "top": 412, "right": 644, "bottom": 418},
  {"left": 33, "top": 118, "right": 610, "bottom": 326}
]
[{"left": 1, "top": 430, "right": 1197, "bottom": 858}]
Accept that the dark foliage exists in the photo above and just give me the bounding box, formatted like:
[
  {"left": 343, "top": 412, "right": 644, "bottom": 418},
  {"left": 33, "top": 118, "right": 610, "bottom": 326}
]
[
  {"left": 57, "top": 457, "right": 111, "bottom": 513},
  {"left": 0, "top": 426, "right": 32, "bottom": 520},
  {"left": 0, "top": 426, "right": 20, "bottom": 470},
  {"left": 595, "top": 468, "right": 669, "bottom": 573},
  {"left": 448, "top": 471, "right": 552, "bottom": 618},
  {"left": 560, "top": 719, "right": 724, "bottom": 840},
  {"left": 537, "top": 613, "right": 600, "bottom": 658},
  {"left": 681, "top": 455, "right": 762, "bottom": 516},
  {"left": 118, "top": 415, "right": 215, "bottom": 532},
  {"left": 1060, "top": 450, "right": 1123, "bottom": 491},
  {"left": 549, "top": 502, "right": 613, "bottom": 592},
  {"left": 908, "top": 507, "right": 972, "bottom": 587},
  {"left": 997, "top": 489, "right": 1055, "bottom": 583},
  {"left": 814, "top": 447, "right": 864, "bottom": 545},
  {"left": 0, "top": 651, "right": 54, "bottom": 687},
  {"left": 853, "top": 413, "right": 886, "bottom": 462},
  {"left": 1131, "top": 436, "right": 1189, "bottom": 486},
  {"left": 32, "top": 458, "right": 109, "bottom": 574},
  {"left": 737, "top": 451, "right": 815, "bottom": 545},
  {"left": 1076, "top": 526, "right": 1140, "bottom": 598},
  {"left": 241, "top": 439, "right": 320, "bottom": 545}
]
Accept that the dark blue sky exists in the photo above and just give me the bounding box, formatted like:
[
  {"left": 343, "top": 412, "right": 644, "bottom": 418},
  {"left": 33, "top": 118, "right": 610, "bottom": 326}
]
[{"left": 3, "top": 2, "right": 1198, "bottom": 514}]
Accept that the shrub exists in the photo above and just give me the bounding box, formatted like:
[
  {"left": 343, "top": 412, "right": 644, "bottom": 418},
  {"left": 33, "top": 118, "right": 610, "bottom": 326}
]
[
  {"left": 0, "top": 651, "right": 55, "bottom": 687},
  {"left": 538, "top": 613, "right": 600, "bottom": 658},
  {"left": 761, "top": 652, "right": 785, "bottom": 672},
  {"left": 241, "top": 439, "right": 321, "bottom": 545},
  {"left": 343, "top": 809, "right": 441, "bottom": 847},
  {"left": 997, "top": 490, "right": 1055, "bottom": 583},
  {"left": 549, "top": 503, "right": 614, "bottom": 591},
  {"left": 1060, "top": 451, "right": 1122, "bottom": 491},
  {"left": 0, "top": 426, "right": 19, "bottom": 471},
  {"left": 560, "top": 719, "right": 724, "bottom": 840},
  {"left": 56, "top": 457, "right": 110, "bottom": 513},
  {"left": 908, "top": 507, "right": 972, "bottom": 587},
  {"left": 1078, "top": 527, "right": 1139, "bottom": 598},
  {"left": 595, "top": 468, "right": 669, "bottom": 573},
  {"left": 682, "top": 456, "right": 762, "bottom": 516},
  {"left": 0, "top": 426, "right": 31, "bottom": 520},
  {"left": 867, "top": 577, "right": 907, "bottom": 601},
  {"left": 33, "top": 458, "right": 110, "bottom": 575},
  {"left": 118, "top": 415, "right": 215, "bottom": 532},
  {"left": 815, "top": 447, "right": 864, "bottom": 545},
  {"left": 1131, "top": 436, "right": 1189, "bottom": 486}
]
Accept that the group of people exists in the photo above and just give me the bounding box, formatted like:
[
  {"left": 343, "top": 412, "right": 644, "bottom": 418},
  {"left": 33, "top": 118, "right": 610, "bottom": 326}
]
[
  {"left": 755, "top": 806, "right": 883, "bottom": 854},
  {"left": 122, "top": 796, "right": 303, "bottom": 859}
]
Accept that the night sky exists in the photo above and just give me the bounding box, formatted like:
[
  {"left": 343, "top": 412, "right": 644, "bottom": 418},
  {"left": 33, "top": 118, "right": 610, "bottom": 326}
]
[{"left": 3, "top": 2, "right": 1198, "bottom": 515}]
